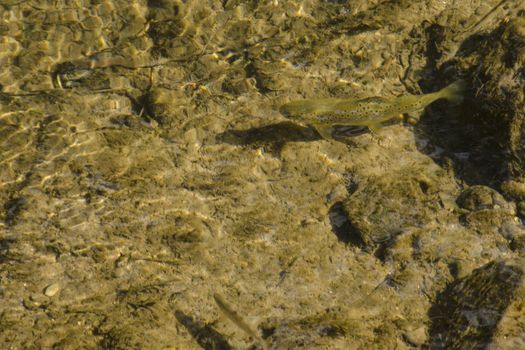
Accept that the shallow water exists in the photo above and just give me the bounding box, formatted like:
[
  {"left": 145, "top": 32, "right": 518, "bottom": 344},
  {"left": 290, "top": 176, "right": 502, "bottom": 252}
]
[{"left": 1, "top": 1, "right": 525, "bottom": 349}]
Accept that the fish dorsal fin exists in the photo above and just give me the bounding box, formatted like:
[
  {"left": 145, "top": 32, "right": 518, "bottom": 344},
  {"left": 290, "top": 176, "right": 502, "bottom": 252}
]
[{"left": 357, "top": 96, "right": 389, "bottom": 104}]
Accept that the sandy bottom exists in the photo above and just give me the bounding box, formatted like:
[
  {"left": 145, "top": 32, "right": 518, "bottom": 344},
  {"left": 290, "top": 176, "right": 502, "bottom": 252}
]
[{"left": 1, "top": 1, "right": 525, "bottom": 349}]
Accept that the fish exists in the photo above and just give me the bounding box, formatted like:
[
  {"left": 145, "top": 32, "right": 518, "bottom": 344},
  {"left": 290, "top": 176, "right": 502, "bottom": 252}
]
[
  {"left": 213, "top": 293, "right": 268, "bottom": 350},
  {"left": 279, "top": 80, "right": 466, "bottom": 140}
]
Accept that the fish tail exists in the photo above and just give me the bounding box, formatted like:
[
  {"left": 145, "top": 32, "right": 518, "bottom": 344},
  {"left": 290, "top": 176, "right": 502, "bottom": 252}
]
[
  {"left": 439, "top": 79, "right": 466, "bottom": 104},
  {"left": 213, "top": 293, "right": 268, "bottom": 349}
]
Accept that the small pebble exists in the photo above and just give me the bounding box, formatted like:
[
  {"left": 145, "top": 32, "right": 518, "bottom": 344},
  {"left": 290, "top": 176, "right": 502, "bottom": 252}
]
[
  {"left": 404, "top": 326, "right": 427, "bottom": 346},
  {"left": 113, "top": 267, "right": 127, "bottom": 278},
  {"left": 44, "top": 283, "right": 60, "bottom": 297},
  {"left": 24, "top": 294, "right": 46, "bottom": 310}
]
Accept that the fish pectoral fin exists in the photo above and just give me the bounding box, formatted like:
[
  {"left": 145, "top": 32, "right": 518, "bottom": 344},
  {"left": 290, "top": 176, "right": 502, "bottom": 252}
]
[
  {"left": 312, "top": 123, "right": 334, "bottom": 140},
  {"left": 367, "top": 122, "right": 384, "bottom": 134}
]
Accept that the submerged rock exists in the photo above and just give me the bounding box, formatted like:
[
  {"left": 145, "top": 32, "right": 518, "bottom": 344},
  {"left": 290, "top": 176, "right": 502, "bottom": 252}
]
[
  {"left": 427, "top": 260, "right": 523, "bottom": 349},
  {"left": 456, "top": 185, "right": 522, "bottom": 239},
  {"left": 456, "top": 185, "right": 513, "bottom": 212},
  {"left": 3, "top": 1, "right": 525, "bottom": 349},
  {"left": 458, "top": 16, "right": 525, "bottom": 184},
  {"left": 340, "top": 132, "right": 459, "bottom": 255},
  {"left": 343, "top": 174, "right": 445, "bottom": 250}
]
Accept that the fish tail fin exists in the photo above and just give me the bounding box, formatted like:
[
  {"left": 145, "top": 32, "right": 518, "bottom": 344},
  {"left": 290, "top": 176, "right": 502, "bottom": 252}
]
[{"left": 440, "top": 79, "right": 467, "bottom": 104}]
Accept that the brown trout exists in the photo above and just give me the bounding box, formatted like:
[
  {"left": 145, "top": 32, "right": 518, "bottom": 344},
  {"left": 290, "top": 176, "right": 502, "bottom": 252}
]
[{"left": 279, "top": 80, "right": 466, "bottom": 140}]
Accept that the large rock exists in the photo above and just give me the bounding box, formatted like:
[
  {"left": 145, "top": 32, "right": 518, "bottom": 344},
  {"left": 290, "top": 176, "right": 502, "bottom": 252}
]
[
  {"left": 343, "top": 170, "right": 448, "bottom": 251},
  {"left": 457, "top": 16, "right": 525, "bottom": 184},
  {"left": 427, "top": 260, "right": 524, "bottom": 349}
]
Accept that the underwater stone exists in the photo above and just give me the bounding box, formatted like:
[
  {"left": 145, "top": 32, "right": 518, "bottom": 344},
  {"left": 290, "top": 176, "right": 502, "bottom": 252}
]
[
  {"left": 44, "top": 283, "right": 60, "bottom": 297},
  {"left": 459, "top": 209, "right": 517, "bottom": 237},
  {"left": 459, "top": 16, "right": 525, "bottom": 182},
  {"left": 145, "top": 87, "right": 189, "bottom": 126},
  {"left": 517, "top": 201, "right": 525, "bottom": 218},
  {"left": 501, "top": 180, "right": 525, "bottom": 201},
  {"left": 342, "top": 174, "right": 444, "bottom": 250},
  {"left": 427, "top": 260, "right": 523, "bottom": 349},
  {"left": 456, "top": 186, "right": 523, "bottom": 239},
  {"left": 403, "top": 326, "right": 427, "bottom": 347},
  {"left": 456, "top": 185, "right": 513, "bottom": 212},
  {"left": 510, "top": 234, "right": 525, "bottom": 253}
]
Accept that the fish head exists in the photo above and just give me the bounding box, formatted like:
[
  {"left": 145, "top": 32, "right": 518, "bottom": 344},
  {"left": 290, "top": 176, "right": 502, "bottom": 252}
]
[{"left": 279, "top": 101, "right": 315, "bottom": 124}]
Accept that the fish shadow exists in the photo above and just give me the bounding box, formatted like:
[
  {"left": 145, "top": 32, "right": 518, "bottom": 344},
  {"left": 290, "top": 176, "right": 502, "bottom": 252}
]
[
  {"left": 217, "top": 121, "right": 368, "bottom": 154},
  {"left": 175, "top": 310, "right": 233, "bottom": 350},
  {"left": 217, "top": 121, "right": 320, "bottom": 153}
]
